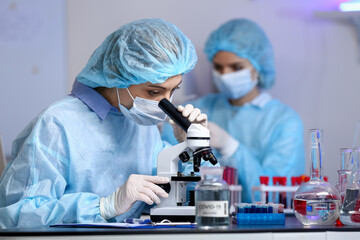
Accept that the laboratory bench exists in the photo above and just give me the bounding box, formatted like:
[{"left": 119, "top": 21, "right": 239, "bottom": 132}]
[{"left": 1, "top": 215, "right": 360, "bottom": 240}]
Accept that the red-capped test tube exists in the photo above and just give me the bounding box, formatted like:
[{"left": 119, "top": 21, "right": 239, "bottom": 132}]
[
  {"left": 291, "top": 176, "right": 299, "bottom": 208},
  {"left": 296, "top": 176, "right": 302, "bottom": 185},
  {"left": 260, "top": 176, "right": 269, "bottom": 203},
  {"left": 272, "top": 177, "right": 279, "bottom": 203},
  {"left": 278, "top": 177, "right": 287, "bottom": 208},
  {"left": 223, "top": 166, "right": 237, "bottom": 185}
]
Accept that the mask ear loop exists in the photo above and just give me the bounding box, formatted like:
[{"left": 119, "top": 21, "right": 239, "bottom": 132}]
[
  {"left": 116, "top": 87, "right": 135, "bottom": 109},
  {"left": 116, "top": 88, "right": 121, "bottom": 106},
  {"left": 126, "top": 88, "right": 135, "bottom": 101}
]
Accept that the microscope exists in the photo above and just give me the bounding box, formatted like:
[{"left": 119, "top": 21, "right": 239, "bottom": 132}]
[{"left": 150, "top": 98, "right": 218, "bottom": 222}]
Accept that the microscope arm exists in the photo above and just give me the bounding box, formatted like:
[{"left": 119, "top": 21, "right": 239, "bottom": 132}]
[{"left": 157, "top": 141, "right": 187, "bottom": 177}]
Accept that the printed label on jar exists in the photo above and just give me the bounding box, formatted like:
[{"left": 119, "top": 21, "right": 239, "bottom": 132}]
[{"left": 196, "top": 201, "right": 229, "bottom": 217}]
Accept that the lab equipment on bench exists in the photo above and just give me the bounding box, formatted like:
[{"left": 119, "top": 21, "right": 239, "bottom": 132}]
[
  {"left": 223, "top": 166, "right": 242, "bottom": 213},
  {"left": 50, "top": 219, "right": 196, "bottom": 229},
  {"left": 195, "top": 167, "right": 230, "bottom": 229},
  {"left": 251, "top": 178, "right": 298, "bottom": 214},
  {"left": 150, "top": 98, "right": 218, "bottom": 222},
  {"left": 340, "top": 147, "right": 360, "bottom": 226},
  {"left": 293, "top": 129, "right": 340, "bottom": 226},
  {"left": 234, "top": 203, "right": 285, "bottom": 225},
  {"left": 336, "top": 148, "right": 354, "bottom": 203}
]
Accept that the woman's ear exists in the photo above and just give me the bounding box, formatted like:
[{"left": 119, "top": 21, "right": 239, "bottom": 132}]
[{"left": 251, "top": 68, "right": 259, "bottom": 81}]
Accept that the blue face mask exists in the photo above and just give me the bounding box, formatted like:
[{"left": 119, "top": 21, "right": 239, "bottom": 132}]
[
  {"left": 116, "top": 88, "right": 167, "bottom": 126},
  {"left": 213, "top": 68, "right": 258, "bottom": 99}
]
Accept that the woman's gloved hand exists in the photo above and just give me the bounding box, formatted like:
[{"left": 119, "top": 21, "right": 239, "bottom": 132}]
[
  {"left": 170, "top": 104, "right": 208, "bottom": 142},
  {"left": 100, "top": 174, "right": 170, "bottom": 220},
  {"left": 207, "top": 121, "right": 239, "bottom": 158}
]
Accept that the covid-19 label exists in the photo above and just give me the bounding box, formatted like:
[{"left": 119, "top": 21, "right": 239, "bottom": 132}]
[{"left": 196, "top": 201, "right": 229, "bottom": 217}]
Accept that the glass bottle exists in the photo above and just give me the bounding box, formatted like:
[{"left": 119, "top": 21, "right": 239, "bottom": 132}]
[
  {"left": 195, "top": 167, "right": 230, "bottom": 229},
  {"left": 340, "top": 147, "right": 360, "bottom": 226},
  {"left": 293, "top": 129, "right": 341, "bottom": 225}
]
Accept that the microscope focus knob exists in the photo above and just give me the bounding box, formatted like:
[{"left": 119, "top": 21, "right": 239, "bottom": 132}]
[
  {"left": 179, "top": 151, "right": 190, "bottom": 163},
  {"left": 156, "top": 182, "right": 171, "bottom": 194}
]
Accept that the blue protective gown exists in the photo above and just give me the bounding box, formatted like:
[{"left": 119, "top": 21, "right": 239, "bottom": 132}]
[
  {"left": 0, "top": 82, "right": 167, "bottom": 228},
  {"left": 162, "top": 92, "right": 305, "bottom": 202}
]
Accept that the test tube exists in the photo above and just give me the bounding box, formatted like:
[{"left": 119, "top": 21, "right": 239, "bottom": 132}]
[
  {"left": 291, "top": 177, "right": 298, "bottom": 186},
  {"left": 278, "top": 204, "right": 284, "bottom": 213},
  {"left": 290, "top": 176, "right": 299, "bottom": 209},
  {"left": 268, "top": 204, "right": 273, "bottom": 213},
  {"left": 296, "top": 176, "right": 302, "bottom": 185},
  {"left": 272, "top": 177, "right": 279, "bottom": 203},
  {"left": 261, "top": 204, "right": 268, "bottom": 213},
  {"left": 272, "top": 203, "right": 278, "bottom": 213},
  {"left": 250, "top": 204, "right": 256, "bottom": 213},
  {"left": 245, "top": 204, "right": 251, "bottom": 213},
  {"left": 237, "top": 203, "right": 245, "bottom": 213},
  {"left": 278, "top": 177, "right": 287, "bottom": 208},
  {"left": 223, "top": 166, "right": 236, "bottom": 185},
  {"left": 259, "top": 176, "right": 269, "bottom": 203}
]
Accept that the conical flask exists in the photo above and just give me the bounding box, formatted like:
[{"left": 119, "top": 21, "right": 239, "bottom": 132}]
[
  {"left": 340, "top": 147, "right": 360, "bottom": 226},
  {"left": 293, "top": 129, "right": 341, "bottom": 225}
]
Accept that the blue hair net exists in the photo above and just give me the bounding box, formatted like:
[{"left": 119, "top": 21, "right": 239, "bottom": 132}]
[
  {"left": 204, "top": 19, "right": 275, "bottom": 89},
  {"left": 77, "top": 19, "right": 197, "bottom": 88}
]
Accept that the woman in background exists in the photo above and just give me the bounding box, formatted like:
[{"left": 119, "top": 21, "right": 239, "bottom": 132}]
[{"left": 162, "top": 18, "right": 305, "bottom": 202}]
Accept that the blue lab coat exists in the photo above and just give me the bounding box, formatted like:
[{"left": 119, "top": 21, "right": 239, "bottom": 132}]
[{"left": 0, "top": 82, "right": 167, "bottom": 228}]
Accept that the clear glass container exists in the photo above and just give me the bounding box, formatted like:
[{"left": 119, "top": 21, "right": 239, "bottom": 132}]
[
  {"left": 293, "top": 129, "right": 341, "bottom": 225},
  {"left": 195, "top": 167, "right": 230, "bottom": 229},
  {"left": 336, "top": 148, "right": 353, "bottom": 203},
  {"left": 337, "top": 170, "right": 353, "bottom": 203},
  {"left": 340, "top": 147, "right": 360, "bottom": 226}
]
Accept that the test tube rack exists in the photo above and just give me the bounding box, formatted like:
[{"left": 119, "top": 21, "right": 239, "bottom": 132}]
[{"left": 251, "top": 185, "right": 299, "bottom": 214}]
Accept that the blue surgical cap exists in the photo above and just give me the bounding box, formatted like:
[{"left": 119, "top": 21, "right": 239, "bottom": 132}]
[
  {"left": 204, "top": 19, "right": 275, "bottom": 89},
  {"left": 77, "top": 19, "right": 197, "bottom": 88}
]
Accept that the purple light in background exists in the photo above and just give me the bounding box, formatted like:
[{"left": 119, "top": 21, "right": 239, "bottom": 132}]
[
  {"left": 320, "top": 0, "right": 353, "bottom": 11},
  {"left": 340, "top": 0, "right": 360, "bottom": 11}
]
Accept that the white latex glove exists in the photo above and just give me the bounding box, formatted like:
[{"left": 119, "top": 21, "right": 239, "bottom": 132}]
[
  {"left": 207, "top": 121, "right": 239, "bottom": 158},
  {"left": 100, "top": 174, "right": 170, "bottom": 220},
  {"left": 170, "top": 104, "right": 208, "bottom": 142}
]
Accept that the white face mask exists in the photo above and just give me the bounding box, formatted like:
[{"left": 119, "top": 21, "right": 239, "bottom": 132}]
[
  {"left": 116, "top": 88, "right": 167, "bottom": 126},
  {"left": 213, "top": 68, "right": 258, "bottom": 99}
]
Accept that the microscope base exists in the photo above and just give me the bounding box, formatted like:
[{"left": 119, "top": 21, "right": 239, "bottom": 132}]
[{"left": 150, "top": 206, "right": 195, "bottom": 222}]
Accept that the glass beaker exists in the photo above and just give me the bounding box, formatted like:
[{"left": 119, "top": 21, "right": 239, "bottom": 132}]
[
  {"left": 195, "top": 167, "right": 230, "bottom": 229},
  {"left": 341, "top": 148, "right": 354, "bottom": 170},
  {"left": 336, "top": 148, "right": 353, "bottom": 203},
  {"left": 337, "top": 170, "right": 353, "bottom": 203},
  {"left": 340, "top": 147, "right": 360, "bottom": 226},
  {"left": 293, "top": 129, "right": 341, "bottom": 225}
]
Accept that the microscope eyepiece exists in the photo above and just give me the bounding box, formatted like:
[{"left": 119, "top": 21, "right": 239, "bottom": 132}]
[{"left": 158, "top": 98, "right": 191, "bottom": 132}]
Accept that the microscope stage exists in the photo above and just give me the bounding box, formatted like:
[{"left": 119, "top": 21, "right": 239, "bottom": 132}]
[
  {"left": 150, "top": 206, "right": 196, "bottom": 222},
  {"left": 171, "top": 176, "right": 201, "bottom": 181}
]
